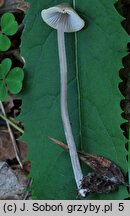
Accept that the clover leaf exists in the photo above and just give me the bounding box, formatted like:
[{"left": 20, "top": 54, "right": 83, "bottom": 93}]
[
  {"left": 0, "top": 58, "right": 24, "bottom": 101},
  {"left": 0, "top": 12, "right": 19, "bottom": 51},
  {"left": 0, "top": 58, "right": 12, "bottom": 79},
  {"left": 0, "top": 33, "right": 11, "bottom": 51},
  {"left": 1, "top": 12, "right": 19, "bottom": 36},
  {"left": 0, "top": 80, "right": 8, "bottom": 101},
  {"left": 6, "top": 67, "right": 24, "bottom": 94}
]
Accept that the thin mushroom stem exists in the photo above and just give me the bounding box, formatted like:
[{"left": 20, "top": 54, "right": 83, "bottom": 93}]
[
  {"left": 57, "top": 27, "right": 86, "bottom": 196},
  {"left": 41, "top": 3, "right": 85, "bottom": 197}
]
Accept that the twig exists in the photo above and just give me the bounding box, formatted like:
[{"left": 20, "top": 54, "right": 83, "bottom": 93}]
[
  {"left": 23, "top": 178, "right": 33, "bottom": 200},
  {"left": 0, "top": 113, "right": 24, "bottom": 134},
  {"left": 49, "top": 136, "right": 86, "bottom": 161},
  {"left": 0, "top": 101, "right": 23, "bottom": 168},
  {"left": 0, "top": 48, "right": 19, "bottom": 55},
  {"left": 49, "top": 137, "right": 69, "bottom": 151},
  {"left": 0, "top": 48, "right": 24, "bottom": 64}
]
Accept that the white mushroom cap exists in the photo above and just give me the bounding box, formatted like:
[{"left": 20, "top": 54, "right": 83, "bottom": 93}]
[{"left": 41, "top": 3, "right": 85, "bottom": 32}]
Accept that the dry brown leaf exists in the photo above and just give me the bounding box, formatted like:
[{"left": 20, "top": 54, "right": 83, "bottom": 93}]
[
  {"left": 49, "top": 137, "right": 128, "bottom": 186},
  {"left": 23, "top": 160, "right": 31, "bottom": 174},
  {"left": 0, "top": 132, "right": 16, "bottom": 161},
  {"left": 0, "top": 0, "right": 29, "bottom": 14},
  {"left": 0, "top": 131, "right": 27, "bottom": 161}
]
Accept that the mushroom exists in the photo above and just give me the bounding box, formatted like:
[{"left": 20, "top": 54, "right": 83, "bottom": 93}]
[{"left": 41, "top": 3, "right": 86, "bottom": 197}]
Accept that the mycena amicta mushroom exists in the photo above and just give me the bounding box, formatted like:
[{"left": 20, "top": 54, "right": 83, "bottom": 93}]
[{"left": 41, "top": 3, "right": 86, "bottom": 197}]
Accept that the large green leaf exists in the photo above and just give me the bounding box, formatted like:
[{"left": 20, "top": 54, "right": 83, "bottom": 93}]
[{"left": 20, "top": 0, "right": 129, "bottom": 199}]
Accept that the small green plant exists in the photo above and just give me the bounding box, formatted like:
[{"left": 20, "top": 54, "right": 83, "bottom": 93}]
[
  {"left": 0, "top": 12, "right": 19, "bottom": 51},
  {"left": 0, "top": 58, "right": 24, "bottom": 101}
]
